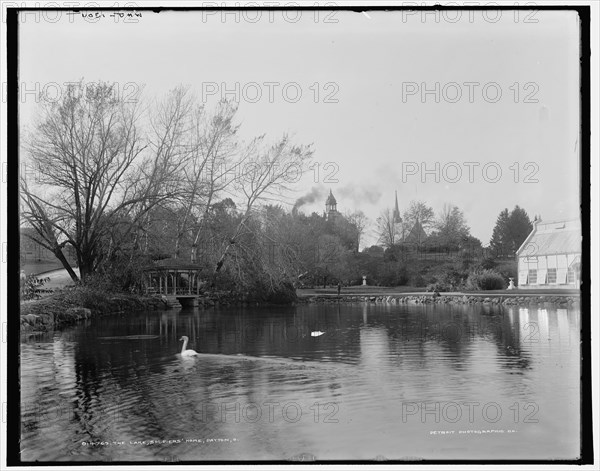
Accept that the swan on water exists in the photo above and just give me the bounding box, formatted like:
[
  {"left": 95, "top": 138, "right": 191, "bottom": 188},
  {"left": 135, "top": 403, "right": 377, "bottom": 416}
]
[{"left": 179, "top": 336, "right": 199, "bottom": 356}]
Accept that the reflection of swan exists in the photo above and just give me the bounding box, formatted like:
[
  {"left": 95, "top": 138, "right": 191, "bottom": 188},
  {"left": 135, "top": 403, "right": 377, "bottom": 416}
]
[{"left": 179, "top": 336, "right": 198, "bottom": 357}]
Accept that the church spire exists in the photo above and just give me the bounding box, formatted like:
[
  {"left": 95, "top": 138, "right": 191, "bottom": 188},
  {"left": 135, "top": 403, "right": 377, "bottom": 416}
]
[{"left": 393, "top": 190, "right": 402, "bottom": 223}]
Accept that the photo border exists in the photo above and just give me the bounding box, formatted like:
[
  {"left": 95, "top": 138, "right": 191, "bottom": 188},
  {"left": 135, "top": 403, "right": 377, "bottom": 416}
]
[{"left": 4, "top": 3, "right": 593, "bottom": 467}]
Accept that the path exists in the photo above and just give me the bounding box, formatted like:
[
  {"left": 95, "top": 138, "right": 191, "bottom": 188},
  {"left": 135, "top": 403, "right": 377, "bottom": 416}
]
[{"left": 34, "top": 268, "right": 80, "bottom": 290}]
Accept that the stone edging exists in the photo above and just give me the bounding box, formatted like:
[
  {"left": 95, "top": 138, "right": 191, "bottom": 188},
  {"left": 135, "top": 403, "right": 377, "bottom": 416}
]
[{"left": 298, "top": 294, "right": 579, "bottom": 306}]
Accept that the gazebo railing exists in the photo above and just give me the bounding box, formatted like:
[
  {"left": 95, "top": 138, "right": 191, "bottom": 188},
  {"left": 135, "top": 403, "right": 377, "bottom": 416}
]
[{"left": 144, "top": 267, "right": 204, "bottom": 296}]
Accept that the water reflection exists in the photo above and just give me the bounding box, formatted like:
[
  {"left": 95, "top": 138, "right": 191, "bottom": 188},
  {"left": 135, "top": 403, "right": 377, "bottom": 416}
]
[{"left": 20, "top": 303, "right": 581, "bottom": 461}]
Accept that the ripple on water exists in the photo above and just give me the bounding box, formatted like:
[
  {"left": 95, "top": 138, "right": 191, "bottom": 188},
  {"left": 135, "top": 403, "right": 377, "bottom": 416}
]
[{"left": 19, "top": 303, "right": 581, "bottom": 461}]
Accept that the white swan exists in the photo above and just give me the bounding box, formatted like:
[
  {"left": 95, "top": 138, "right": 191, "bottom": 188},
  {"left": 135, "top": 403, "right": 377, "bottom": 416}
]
[{"left": 179, "top": 336, "right": 198, "bottom": 357}]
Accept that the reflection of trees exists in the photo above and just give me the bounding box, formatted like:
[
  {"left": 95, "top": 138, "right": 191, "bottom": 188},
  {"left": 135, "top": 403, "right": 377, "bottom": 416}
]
[
  {"left": 202, "top": 304, "right": 360, "bottom": 364},
  {"left": 411, "top": 304, "right": 533, "bottom": 372},
  {"left": 381, "top": 303, "right": 536, "bottom": 373},
  {"left": 20, "top": 339, "right": 77, "bottom": 443},
  {"left": 484, "top": 307, "right": 532, "bottom": 371},
  {"left": 65, "top": 311, "right": 198, "bottom": 448},
  {"left": 385, "top": 305, "right": 476, "bottom": 371},
  {"left": 64, "top": 305, "right": 363, "bottom": 452},
  {"left": 428, "top": 306, "right": 473, "bottom": 367}
]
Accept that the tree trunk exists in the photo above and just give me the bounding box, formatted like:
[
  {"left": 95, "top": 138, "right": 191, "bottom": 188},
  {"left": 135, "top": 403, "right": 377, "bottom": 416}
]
[
  {"left": 78, "top": 255, "right": 95, "bottom": 284},
  {"left": 212, "top": 216, "right": 248, "bottom": 276},
  {"left": 52, "top": 247, "right": 79, "bottom": 283}
]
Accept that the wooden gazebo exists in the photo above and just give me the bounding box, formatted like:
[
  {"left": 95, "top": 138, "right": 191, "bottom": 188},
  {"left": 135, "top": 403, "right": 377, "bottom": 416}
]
[{"left": 144, "top": 258, "right": 206, "bottom": 297}]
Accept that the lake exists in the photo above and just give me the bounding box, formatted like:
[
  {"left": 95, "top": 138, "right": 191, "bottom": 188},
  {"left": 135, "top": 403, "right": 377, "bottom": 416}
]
[{"left": 20, "top": 302, "right": 581, "bottom": 462}]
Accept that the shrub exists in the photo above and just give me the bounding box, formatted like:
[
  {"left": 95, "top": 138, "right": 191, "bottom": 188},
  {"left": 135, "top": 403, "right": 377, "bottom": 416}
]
[
  {"left": 494, "top": 260, "right": 518, "bottom": 284},
  {"left": 266, "top": 282, "right": 297, "bottom": 304},
  {"left": 426, "top": 281, "right": 452, "bottom": 292},
  {"left": 20, "top": 274, "right": 51, "bottom": 300},
  {"left": 82, "top": 272, "right": 121, "bottom": 293},
  {"left": 92, "top": 254, "right": 156, "bottom": 293},
  {"left": 425, "top": 264, "right": 468, "bottom": 291},
  {"left": 411, "top": 274, "right": 426, "bottom": 287},
  {"left": 457, "top": 250, "right": 477, "bottom": 271},
  {"left": 61, "top": 285, "right": 111, "bottom": 309},
  {"left": 465, "top": 268, "right": 506, "bottom": 291},
  {"left": 377, "top": 264, "right": 409, "bottom": 286},
  {"left": 478, "top": 257, "right": 498, "bottom": 270}
]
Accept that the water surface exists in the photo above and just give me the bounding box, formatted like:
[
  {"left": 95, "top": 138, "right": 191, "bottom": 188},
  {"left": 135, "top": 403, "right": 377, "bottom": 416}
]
[{"left": 20, "top": 303, "right": 581, "bottom": 461}]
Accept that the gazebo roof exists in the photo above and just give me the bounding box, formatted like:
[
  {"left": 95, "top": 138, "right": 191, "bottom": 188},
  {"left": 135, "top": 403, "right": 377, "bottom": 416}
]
[{"left": 148, "top": 258, "right": 203, "bottom": 271}]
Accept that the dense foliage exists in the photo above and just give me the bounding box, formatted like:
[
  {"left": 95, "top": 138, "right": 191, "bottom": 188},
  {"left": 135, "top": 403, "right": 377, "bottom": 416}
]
[
  {"left": 21, "top": 81, "right": 531, "bottom": 299},
  {"left": 489, "top": 206, "right": 533, "bottom": 254},
  {"left": 20, "top": 274, "right": 51, "bottom": 300},
  {"left": 465, "top": 268, "right": 507, "bottom": 291}
]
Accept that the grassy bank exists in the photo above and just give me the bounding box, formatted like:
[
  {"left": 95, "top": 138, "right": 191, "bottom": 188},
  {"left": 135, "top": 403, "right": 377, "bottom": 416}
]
[{"left": 20, "top": 286, "right": 165, "bottom": 333}]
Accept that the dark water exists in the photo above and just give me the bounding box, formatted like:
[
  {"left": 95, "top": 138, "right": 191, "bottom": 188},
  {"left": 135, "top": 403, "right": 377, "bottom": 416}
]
[{"left": 20, "top": 303, "right": 581, "bottom": 462}]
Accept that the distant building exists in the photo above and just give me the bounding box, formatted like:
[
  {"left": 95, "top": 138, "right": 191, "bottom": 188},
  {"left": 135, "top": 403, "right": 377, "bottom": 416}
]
[
  {"left": 516, "top": 218, "right": 581, "bottom": 289},
  {"left": 325, "top": 189, "right": 339, "bottom": 221},
  {"left": 390, "top": 191, "right": 428, "bottom": 245},
  {"left": 404, "top": 219, "right": 427, "bottom": 245}
]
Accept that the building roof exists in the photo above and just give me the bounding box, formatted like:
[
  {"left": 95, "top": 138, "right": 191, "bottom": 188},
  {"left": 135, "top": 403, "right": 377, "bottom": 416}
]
[
  {"left": 326, "top": 189, "right": 337, "bottom": 206},
  {"left": 516, "top": 219, "right": 581, "bottom": 256},
  {"left": 149, "top": 258, "right": 203, "bottom": 270},
  {"left": 404, "top": 220, "right": 427, "bottom": 244}
]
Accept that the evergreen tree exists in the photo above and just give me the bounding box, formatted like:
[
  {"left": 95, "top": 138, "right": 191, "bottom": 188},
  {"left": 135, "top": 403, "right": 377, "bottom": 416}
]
[
  {"left": 490, "top": 208, "right": 510, "bottom": 254},
  {"left": 490, "top": 206, "right": 533, "bottom": 254},
  {"left": 507, "top": 205, "right": 533, "bottom": 251}
]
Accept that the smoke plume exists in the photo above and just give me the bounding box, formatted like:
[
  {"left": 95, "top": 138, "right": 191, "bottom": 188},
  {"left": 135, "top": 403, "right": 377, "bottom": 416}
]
[
  {"left": 337, "top": 185, "right": 382, "bottom": 206},
  {"left": 293, "top": 186, "right": 328, "bottom": 211},
  {"left": 292, "top": 184, "right": 383, "bottom": 213}
]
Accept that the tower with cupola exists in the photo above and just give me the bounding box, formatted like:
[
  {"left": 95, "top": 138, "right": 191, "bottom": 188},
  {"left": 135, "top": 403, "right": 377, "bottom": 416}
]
[{"left": 325, "top": 189, "right": 338, "bottom": 221}]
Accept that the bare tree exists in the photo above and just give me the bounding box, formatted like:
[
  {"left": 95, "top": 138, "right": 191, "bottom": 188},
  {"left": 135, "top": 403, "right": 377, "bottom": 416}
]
[
  {"left": 376, "top": 208, "right": 403, "bottom": 248},
  {"left": 433, "top": 203, "right": 470, "bottom": 245},
  {"left": 238, "top": 208, "right": 304, "bottom": 293},
  {"left": 113, "top": 85, "right": 198, "bottom": 264},
  {"left": 211, "top": 135, "right": 313, "bottom": 281},
  {"left": 346, "top": 210, "right": 370, "bottom": 251},
  {"left": 403, "top": 200, "right": 435, "bottom": 234},
  {"left": 20, "top": 178, "right": 80, "bottom": 282},
  {"left": 124, "top": 91, "right": 240, "bottom": 261},
  {"left": 184, "top": 100, "right": 241, "bottom": 262},
  {"left": 21, "top": 81, "right": 179, "bottom": 282}
]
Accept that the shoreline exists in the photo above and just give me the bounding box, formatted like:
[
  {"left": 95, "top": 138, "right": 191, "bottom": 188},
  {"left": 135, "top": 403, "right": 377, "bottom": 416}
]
[
  {"left": 20, "top": 288, "right": 165, "bottom": 334},
  {"left": 21, "top": 287, "right": 581, "bottom": 335},
  {"left": 297, "top": 292, "right": 580, "bottom": 306}
]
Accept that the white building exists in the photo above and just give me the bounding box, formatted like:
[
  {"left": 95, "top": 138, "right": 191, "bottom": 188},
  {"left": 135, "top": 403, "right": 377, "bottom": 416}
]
[{"left": 516, "top": 219, "right": 581, "bottom": 289}]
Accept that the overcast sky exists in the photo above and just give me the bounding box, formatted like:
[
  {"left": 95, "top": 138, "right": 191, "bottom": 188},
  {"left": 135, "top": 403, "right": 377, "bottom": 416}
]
[{"left": 18, "top": 8, "right": 581, "bottom": 247}]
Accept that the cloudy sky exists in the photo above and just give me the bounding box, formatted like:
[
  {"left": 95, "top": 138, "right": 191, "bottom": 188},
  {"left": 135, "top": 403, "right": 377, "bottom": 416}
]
[{"left": 18, "top": 7, "right": 581, "bottom": 247}]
